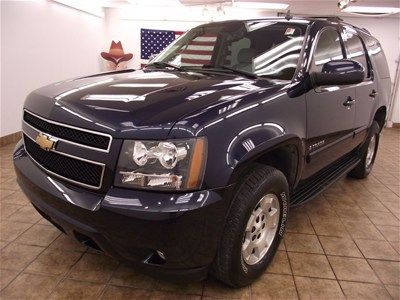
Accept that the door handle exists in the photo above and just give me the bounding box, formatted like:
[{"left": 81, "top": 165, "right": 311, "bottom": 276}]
[
  {"left": 369, "top": 89, "right": 378, "bottom": 98},
  {"left": 343, "top": 97, "right": 355, "bottom": 107}
]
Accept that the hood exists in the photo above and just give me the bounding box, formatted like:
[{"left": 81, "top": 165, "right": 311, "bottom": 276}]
[{"left": 24, "top": 69, "right": 285, "bottom": 139}]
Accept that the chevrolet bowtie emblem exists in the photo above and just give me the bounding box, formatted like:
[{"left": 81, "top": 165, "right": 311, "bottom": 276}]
[{"left": 35, "top": 133, "right": 57, "bottom": 151}]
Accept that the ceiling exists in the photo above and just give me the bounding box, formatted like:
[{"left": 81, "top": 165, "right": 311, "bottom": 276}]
[
  {"left": 55, "top": 0, "right": 400, "bottom": 20},
  {"left": 252, "top": 0, "right": 400, "bottom": 16},
  {"left": 102, "top": 0, "right": 400, "bottom": 16}
]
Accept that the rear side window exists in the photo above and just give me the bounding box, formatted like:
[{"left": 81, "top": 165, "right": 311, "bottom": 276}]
[
  {"left": 311, "top": 28, "right": 344, "bottom": 73},
  {"left": 363, "top": 35, "right": 390, "bottom": 79},
  {"left": 343, "top": 29, "right": 369, "bottom": 79}
]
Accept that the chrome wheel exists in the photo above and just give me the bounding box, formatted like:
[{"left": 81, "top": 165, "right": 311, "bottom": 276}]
[
  {"left": 366, "top": 134, "right": 376, "bottom": 169},
  {"left": 242, "top": 194, "right": 280, "bottom": 265}
]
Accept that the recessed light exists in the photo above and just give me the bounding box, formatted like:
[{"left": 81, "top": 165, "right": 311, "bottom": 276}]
[
  {"left": 337, "top": 0, "right": 357, "bottom": 10},
  {"left": 338, "top": 0, "right": 349, "bottom": 10},
  {"left": 343, "top": 6, "right": 400, "bottom": 15},
  {"left": 234, "top": 2, "right": 289, "bottom": 10}
]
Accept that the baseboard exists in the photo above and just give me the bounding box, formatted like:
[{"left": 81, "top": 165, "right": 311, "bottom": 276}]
[
  {"left": 0, "top": 131, "right": 22, "bottom": 147},
  {"left": 392, "top": 123, "right": 400, "bottom": 129}
]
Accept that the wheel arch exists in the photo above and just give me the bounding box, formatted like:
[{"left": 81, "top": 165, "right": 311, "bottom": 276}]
[
  {"left": 373, "top": 105, "right": 387, "bottom": 132},
  {"left": 228, "top": 135, "right": 303, "bottom": 191}
]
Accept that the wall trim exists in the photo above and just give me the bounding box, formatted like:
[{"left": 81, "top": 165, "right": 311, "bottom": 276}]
[
  {"left": 392, "top": 123, "right": 400, "bottom": 129},
  {"left": 0, "top": 131, "right": 22, "bottom": 147}
]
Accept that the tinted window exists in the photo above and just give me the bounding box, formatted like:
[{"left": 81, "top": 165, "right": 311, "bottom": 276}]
[
  {"left": 363, "top": 34, "right": 390, "bottom": 79},
  {"left": 153, "top": 21, "right": 307, "bottom": 80},
  {"left": 311, "top": 29, "right": 344, "bottom": 72},
  {"left": 343, "top": 29, "right": 368, "bottom": 78}
]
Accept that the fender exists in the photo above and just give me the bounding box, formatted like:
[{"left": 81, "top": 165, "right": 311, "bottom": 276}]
[
  {"left": 227, "top": 132, "right": 304, "bottom": 188},
  {"left": 226, "top": 123, "right": 286, "bottom": 167}
]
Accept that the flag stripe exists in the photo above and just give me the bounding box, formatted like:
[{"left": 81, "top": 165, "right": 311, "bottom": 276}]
[
  {"left": 181, "top": 34, "right": 217, "bottom": 66},
  {"left": 186, "top": 45, "right": 215, "bottom": 51},
  {"left": 180, "top": 49, "right": 214, "bottom": 55},
  {"left": 189, "top": 41, "right": 216, "bottom": 46},
  {"left": 180, "top": 58, "right": 212, "bottom": 64},
  {"left": 181, "top": 54, "right": 212, "bottom": 60},
  {"left": 181, "top": 62, "right": 203, "bottom": 66},
  {"left": 193, "top": 36, "right": 217, "bottom": 42}
]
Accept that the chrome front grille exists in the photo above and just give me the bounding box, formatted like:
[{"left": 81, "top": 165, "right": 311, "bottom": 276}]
[
  {"left": 23, "top": 135, "right": 104, "bottom": 188},
  {"left": 23, "top": 110, "right": 112, "bottom": 152},
  {"left": 22, "top": 110, "right": 110, "bottom": 190}
]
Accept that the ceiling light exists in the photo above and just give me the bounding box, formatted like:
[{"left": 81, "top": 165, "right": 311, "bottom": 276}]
[
  {"left": 234, "top": 2, "right": 289, "bottom": 10},
  {"left": 338, "top": 0, "right": 358, "bottom": 10},
  {"left": 338, "top": 0, "right": 349, "bottom": 10},
  {"left": 343, "top": 6, "right": 400, "bottom": 15}
]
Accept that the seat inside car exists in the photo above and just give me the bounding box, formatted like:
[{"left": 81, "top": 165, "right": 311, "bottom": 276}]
[{"left": 234, "top": 48, "right": 257, "bottom": 72}]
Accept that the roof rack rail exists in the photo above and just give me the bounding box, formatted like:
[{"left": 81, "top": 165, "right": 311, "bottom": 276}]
[
  {"left": 360, "top": 27, "right": 371, "bottom": 34},
  {"left": 308, "top": 16, "right": 344, "bottom": 21}
]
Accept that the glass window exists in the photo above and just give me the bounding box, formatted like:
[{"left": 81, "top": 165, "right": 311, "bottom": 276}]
[
  {"left": 152, "top": 21, "right": 308, "bottom": 80},
  {"left": 311, "top": 29, "right": 344, "bottom": 72},
  {"left": 363, "top": 35, "right": 390, "bottom": 78},
  {"left": 343, "top": 29, "right": 368, "bottom": 78}
]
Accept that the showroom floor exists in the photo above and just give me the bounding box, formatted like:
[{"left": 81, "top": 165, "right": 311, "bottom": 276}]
[{"left": 0, "top": 129, "right": 399, "bottom": 299}]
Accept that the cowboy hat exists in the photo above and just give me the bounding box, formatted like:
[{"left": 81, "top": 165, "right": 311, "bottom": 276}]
[{"left": 101, "top": 41, "right": 133, "bottom": 64}]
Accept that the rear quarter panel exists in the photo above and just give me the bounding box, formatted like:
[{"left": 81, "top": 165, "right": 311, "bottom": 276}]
[{"left": 361, "top": 32, "right": 391, "bottom": 122}]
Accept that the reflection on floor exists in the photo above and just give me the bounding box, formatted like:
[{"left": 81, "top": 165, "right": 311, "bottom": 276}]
[{"left": 0, "top": 129, "right": 399, "bottom": 299}]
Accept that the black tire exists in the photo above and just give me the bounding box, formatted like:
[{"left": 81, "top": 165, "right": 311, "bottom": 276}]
[
  {"left": 211, "top": 165, "right": 289, "bottom": 287},
  {"left": 348, "top": 121, "right": 380, "bottom": 179}
]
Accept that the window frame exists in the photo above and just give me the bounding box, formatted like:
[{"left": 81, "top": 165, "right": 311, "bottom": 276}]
[
  {"left": 341, "top": 26, "right": 373, "bottom": 81},
  {"left": 307, "top": 25, "right": 346, "bottom": 74}
]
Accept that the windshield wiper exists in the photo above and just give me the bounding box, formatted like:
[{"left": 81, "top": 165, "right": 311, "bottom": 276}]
[
  {"left": 146, "top": 61, "right": 184, "bottom": 71},
  {"left": 201, "top": 64, "right": 259, "bottom": 79}
]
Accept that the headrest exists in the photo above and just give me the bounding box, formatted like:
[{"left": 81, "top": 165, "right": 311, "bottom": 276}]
[{"left": 237, "top": 48, "right": 256, "bottom": 64}]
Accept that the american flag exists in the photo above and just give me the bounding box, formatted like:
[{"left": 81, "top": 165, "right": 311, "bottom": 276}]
[
  {"left": 180, "top": 34, "right": 217, "bottom": 66},
  {"left": 140, "top": 28, "right": 184, "bottom": 67}
]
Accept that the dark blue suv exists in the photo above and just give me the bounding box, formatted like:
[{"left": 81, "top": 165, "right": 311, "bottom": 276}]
[{"left": 14, "top": 17, "right": 391, "bottom": 287}]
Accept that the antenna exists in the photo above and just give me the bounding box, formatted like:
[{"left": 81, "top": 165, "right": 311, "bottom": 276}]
[{"left": 285, "top": 10, "right": 293, "bottom": 20}]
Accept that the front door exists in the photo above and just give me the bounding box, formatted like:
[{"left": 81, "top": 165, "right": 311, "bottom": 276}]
[{"left": 303, "top": 27, "right": 356, "bottom": 179}]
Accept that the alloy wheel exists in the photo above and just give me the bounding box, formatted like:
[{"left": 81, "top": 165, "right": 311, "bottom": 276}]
[
  {"left": 242, "top": 194, "right": 280, "bottom": 265},
  {"left": 365, "top": 134, "right": 376, "bottom": 169}
]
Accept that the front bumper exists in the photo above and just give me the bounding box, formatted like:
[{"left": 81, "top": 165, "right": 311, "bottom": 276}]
[{"left": 13, "top": 140, "right": 233, "bottom": 282}]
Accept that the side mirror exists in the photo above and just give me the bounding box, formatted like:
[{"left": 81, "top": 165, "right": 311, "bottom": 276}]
[{"left": 311, "top": 59, "right": 364, "bottom": 87}]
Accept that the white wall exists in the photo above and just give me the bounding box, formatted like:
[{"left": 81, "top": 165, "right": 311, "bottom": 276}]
[{"left": 0, "top": 0, "right": 104, "bottom": 136}]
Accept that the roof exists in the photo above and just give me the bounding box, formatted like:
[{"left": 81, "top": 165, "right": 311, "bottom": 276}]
[{"left": 194, "top": 16, "right": 373, "bottom": 38}]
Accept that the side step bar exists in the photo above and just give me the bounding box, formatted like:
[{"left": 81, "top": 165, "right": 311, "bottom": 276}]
[{"left": 291, "top": 153, "right": 361, "bottom": 206}]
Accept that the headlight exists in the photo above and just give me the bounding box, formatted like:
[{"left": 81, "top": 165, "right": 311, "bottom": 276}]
[{"left": 115, "top": 138, "right": 207, "bottom": 191}]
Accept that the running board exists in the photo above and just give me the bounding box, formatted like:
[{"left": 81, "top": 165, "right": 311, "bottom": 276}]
[{"left": 291, "top": 153, "right": 361, "bottom": 206}]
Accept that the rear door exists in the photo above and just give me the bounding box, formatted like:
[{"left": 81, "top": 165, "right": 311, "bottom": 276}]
[
  {"left": 303, "top": 27, "right": 356, "bottom": 179},
  {"left": 342, "top": 26, "right": 377, "bottom": 145}
]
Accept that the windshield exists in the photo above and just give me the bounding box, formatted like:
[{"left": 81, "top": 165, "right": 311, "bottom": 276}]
[{"left": 151, "top": 20, "right": 308, "bottom": 80}]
